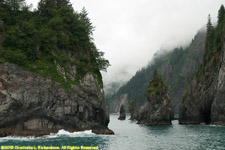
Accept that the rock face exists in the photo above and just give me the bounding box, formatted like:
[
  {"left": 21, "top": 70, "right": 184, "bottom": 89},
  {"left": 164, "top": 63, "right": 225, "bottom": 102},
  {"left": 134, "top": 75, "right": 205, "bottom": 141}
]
[
  {"left": 0, "top": 63, "right": 114, "bottom": 136},
  {"left": 179, "top": 39, "right": 225, "bottom": 125},
  {"left": 128, "top": 101, "right": 138, "bottom": 120},
  {"left": 137, "top": 71, "right": 172, "bottom": 125},
  {"left": 109, "top": 94, "right": 127, "bottom": 113},
  {"left": 179, "top": 13, "right": 225, "bottom": 125},
  {"left": 107, "top": 31, "right": 206, "bottom": 115},
  {"left": 118, "top": 105, "right": 126, "bottom": 120}
]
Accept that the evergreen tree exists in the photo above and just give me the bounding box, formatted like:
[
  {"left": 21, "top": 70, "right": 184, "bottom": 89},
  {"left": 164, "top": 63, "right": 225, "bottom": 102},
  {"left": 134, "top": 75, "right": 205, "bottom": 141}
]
[
  {"left": 0, "top": 0, "right": 4, "bottom": 18},
  {"left": 55, "top": 0, "right": 70, "bottom": 8},
  {"left": 206, "top": 14, "right": 213, "bottom": 36},
  {"left": 0, "top": 0, "right": 110, "bottom": 89},
  {"left": 5, "top": 0, "right": 25, "bottom": 11},
  {"left": 79, "top": 7, "right": 94, "bottom": 36},
  {"left": 218, "top": 5, "right": 225, "bottom": 24},
  {"left": 38, "top": 0, "right": 70, "bottom": 14},
  {"left": 153, "top": 69, "right": 158, "bottom": 78}
]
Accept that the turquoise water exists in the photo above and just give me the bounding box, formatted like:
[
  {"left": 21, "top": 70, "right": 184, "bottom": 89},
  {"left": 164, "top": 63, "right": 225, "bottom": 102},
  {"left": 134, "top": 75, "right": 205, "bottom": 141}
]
[{"left": 1, "top": 114, "right": 225, "bottom": 150}]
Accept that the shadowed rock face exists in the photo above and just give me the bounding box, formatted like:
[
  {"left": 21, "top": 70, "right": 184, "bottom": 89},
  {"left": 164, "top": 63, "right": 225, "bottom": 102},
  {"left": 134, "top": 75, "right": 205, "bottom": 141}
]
[
  {"left": 179, "top": 39, "right": 225, "bottom": 125},
  {"left": 110, "top": 94, "right": 127, "bottom": 113},
  {"left": 118, "top": 105, "right": 126, "bottom": 120},
  {"left": 107, "top": 31, "right": 206, "bottom": 116},
  {"left": 128, "top": 101, "right": 138, "bottom": 120},
  {"left": 0, "top": 63, "right": 114, "bottom": 136},
  {"left": 137, "top": 71, "right": 172, "bottom": 126}
]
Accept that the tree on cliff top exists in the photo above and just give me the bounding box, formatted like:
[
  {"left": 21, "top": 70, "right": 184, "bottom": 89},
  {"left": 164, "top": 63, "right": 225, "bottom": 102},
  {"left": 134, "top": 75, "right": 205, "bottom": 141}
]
[
  {"left": 147, "top": 70, "right": 168, "bottom": 96},
  {"left": 197, "top": 5, "right": 225, "bottom": 77},
  {"left": 218, "top": 5, "right": 225, "bottom": 24},
  {"left": 0, "top": 0, "right": 109, "bottom": 89},
  {"left": 206, "top": 14, "right": 213, "bottom": 36}
]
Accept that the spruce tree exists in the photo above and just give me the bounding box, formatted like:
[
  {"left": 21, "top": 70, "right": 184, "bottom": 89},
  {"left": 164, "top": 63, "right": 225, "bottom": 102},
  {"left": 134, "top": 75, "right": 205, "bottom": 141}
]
[
  {"left": 218, "top": 5, "right": 225, "bottom": 24},
  {"left": 79, "top": 7, "right": 94, "bottom": 35},
  {"left": 206, "top": 14, "right": 213, "bottom": 36},
  {"left": 5, "top": 0, "right": 25, "bottom": 11}
]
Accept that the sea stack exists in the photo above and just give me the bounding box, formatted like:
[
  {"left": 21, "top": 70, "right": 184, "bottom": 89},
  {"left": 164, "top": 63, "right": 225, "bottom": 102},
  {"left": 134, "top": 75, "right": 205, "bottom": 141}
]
[
  {"left": 128, "top": 100, "right": 139, "bottom": 120},
  {"left": 179, "top": 6, "right": 225, "bottom": 125},
  {"left": 137, "top": 70, "right": 172, "bottom": 125},
  {"left": 118, "top": 105, "right": 126, "bottom": 120}
]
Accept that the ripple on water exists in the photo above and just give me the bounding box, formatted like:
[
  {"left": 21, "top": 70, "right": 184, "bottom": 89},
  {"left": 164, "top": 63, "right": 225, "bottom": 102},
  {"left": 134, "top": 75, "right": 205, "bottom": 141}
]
[{"left": 0, "top": 115, "right": 225, "bottom": 150}]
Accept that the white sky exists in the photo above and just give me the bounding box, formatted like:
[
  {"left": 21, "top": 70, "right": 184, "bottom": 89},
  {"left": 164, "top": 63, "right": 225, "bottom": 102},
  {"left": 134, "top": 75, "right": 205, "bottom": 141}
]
[{"left": 26, "top": 0, "right": 223, "bottom": 89}]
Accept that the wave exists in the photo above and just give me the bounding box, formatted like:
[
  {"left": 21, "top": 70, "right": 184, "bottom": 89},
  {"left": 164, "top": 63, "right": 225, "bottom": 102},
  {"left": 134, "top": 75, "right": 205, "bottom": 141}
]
[
  {"left": 0, "top": 130, "right": 96, "bottom": 141},
  {"left": 48, "top": 129, "right": 95, "bottom": 138}
]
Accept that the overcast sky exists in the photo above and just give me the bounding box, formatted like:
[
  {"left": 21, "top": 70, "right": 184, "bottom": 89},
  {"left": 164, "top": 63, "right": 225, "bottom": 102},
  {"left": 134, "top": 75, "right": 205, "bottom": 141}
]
[{"left": 27, "top": 0, "right": 223, "bottom": 90}]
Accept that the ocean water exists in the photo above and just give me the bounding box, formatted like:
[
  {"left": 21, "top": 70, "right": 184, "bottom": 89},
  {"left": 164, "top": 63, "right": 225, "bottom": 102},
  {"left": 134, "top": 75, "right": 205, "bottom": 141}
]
[{"left": 1, "top": 114, "right": 225, "bottom": 150}]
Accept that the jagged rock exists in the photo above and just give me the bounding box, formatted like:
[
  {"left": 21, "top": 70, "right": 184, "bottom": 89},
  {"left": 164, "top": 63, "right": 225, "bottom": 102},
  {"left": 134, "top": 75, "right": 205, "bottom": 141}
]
[
  {"left": 137, "top": 71, "right": 172, "bottom": 125},
  {"left": 179, "top": 16, "right": 225, "bottom": 125},
  {"left": 128, "top": 100, "right": 138, "bottom": 120},
  {"left": 179, "top": 75, "right": 216, "bottom": 124},
  {"left": 179, "top": 44, "right": 225, "bottom": 125},
  {"left": 107, "top": 31, "right": 206, "bottom": 116},
  {"left": 0, "top": 63, "right": 114, "bottom": 136},
  {"left": 118, "top": 105, "right": 126, "bottom": 120},
  {"left": 211, "top": 44, "right": 225, "bottom": 125},
  {"left": 109, "top": 94, "right": 127, "bottom": 113}
]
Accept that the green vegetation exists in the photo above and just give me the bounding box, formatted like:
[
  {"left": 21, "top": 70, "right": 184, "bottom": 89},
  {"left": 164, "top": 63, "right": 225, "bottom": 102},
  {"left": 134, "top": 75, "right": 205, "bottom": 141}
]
[
  {"left": 0, "top": 0, "right": 109, "bottom": 89},
  {"left": 197, "top": 5, "right": 225, "bottom": 77},
  {"left": 107, "top": 5, "right": 225, "bottom": 109},
  {"left": 147, "top": 70, "right": 167, "bottom": 96},
  {"left": 106, "top": 30, "right": 206, "bottom": 108}
]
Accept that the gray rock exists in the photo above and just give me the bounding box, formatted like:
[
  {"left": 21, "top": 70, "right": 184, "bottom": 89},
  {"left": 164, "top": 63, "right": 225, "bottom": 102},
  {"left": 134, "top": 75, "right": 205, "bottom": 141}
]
[
  {"left": 118, "top": 105, "right": 126, "bottom": 120},
  {"left": 0, "top": 63, "right": 114, "bottom": 136},
  {"left": 137, "top": 71, "right": 172, "bottom": 125},
  {"left": 110, "top": 94, "right": 127, "bottom": 113},
  {"left": 179, "top": 36, "right": 225, "bottom": 125},
  {"left": 128, "top": 101, "right": 139, "bottom": 120}
]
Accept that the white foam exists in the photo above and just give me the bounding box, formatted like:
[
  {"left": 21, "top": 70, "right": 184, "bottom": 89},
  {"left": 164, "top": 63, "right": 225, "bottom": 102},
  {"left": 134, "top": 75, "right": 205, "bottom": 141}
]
[
  {"left": 47, "top": 129, "right": 95, "bottom": 138},
  {"left": 0, "top": 130, "right": 96, "bottom": 141},
  {"left": 0, "top": 136, "right": 37, "bottom": 141},
  {"left": 58, "top": 129, "right": 94, "bottom": 136}
]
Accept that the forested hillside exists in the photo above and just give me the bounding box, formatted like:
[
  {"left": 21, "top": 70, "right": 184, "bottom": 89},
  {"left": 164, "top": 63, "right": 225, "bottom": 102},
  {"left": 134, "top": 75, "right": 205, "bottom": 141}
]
[
  {"left": 0, "top": 0, "right": 109, "bottom": 89},
  {"left": 179, "top": 5, "right": 225, "bottom": 125},
  {"left": 0, "top": 0, "right": 113, "bottom": 136},
  {"left": 107, "top": 30, "right": 206, "bottom": 114}
]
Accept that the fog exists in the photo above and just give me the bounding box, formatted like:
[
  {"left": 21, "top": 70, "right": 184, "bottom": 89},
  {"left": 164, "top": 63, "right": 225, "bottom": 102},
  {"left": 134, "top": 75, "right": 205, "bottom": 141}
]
[{"left": 26, "top": 0, "right": 223, "bottom": 93}]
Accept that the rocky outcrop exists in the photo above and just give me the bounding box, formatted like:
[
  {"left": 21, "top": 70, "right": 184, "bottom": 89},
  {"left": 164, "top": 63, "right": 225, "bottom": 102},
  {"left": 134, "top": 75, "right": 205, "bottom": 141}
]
[
  {"left": 107, "top": 31, "right": 206, "bottom": 115},
  {"left": 0, "top": 63, "right": 114, "bottom": 136},
  {"left": 211, "top": 45, "right": 225, "bottom": 125},
  {"left": 118, "top": 105, "right": 126, "bottom": 120},
  {"left": 128, "top": 101, "right": 138, "bottom": 120},
  {"left": 137, "top": 71, "right": 172, "bottom": 125},
  {"left": 179, "top": 12, "right": 225, "bottom": 125},
  {"left": 179, "top": 39, "right": 225, "bottom": 125},
  {"left": 109, "top": 94, "right": 127, "bottom": 113}
]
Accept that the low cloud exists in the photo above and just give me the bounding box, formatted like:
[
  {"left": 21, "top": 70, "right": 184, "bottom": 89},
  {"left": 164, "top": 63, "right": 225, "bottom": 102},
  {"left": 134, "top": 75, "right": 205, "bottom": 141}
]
[{"left": 26, "top": 0, "right": 223, "bottom": 93}]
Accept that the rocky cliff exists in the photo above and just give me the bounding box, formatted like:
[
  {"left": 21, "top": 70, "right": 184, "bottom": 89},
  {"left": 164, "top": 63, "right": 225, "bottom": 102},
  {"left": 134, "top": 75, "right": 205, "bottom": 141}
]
[
  {"left": 109, "top": 94, "right": 127, "bottom": 113},
  {"left": 118, "top": 105, "right": 126, "bottom": 120},
  {"left": 179, "top": 38, "right": 225, "bottom": 125},
  {"left": 179, "top": 7, "right": 225, "bottom": 125},
  {"left": 137, "top": 71, "right": 172, "bottom": 125},
  {"left": 128, "top": 100, "right": 139, "bottom": 120},
  {"left": 0, "top": 63, "right": 113, "bottom": 136},
  {"left": 0, "top": 0, "right": 113, "bottom": 136},
  {"left": 107, "top": 31, "right": 205, "bottom": 115}
]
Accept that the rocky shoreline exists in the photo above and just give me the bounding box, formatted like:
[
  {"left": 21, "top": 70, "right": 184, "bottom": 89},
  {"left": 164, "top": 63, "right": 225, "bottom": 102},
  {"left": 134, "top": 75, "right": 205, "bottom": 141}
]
[
  {"left": 0, "top": 63, "right": 114, "bottom": 136},
  {"left": 0, "top": 128, "right": 114, "bottom": 137}
]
